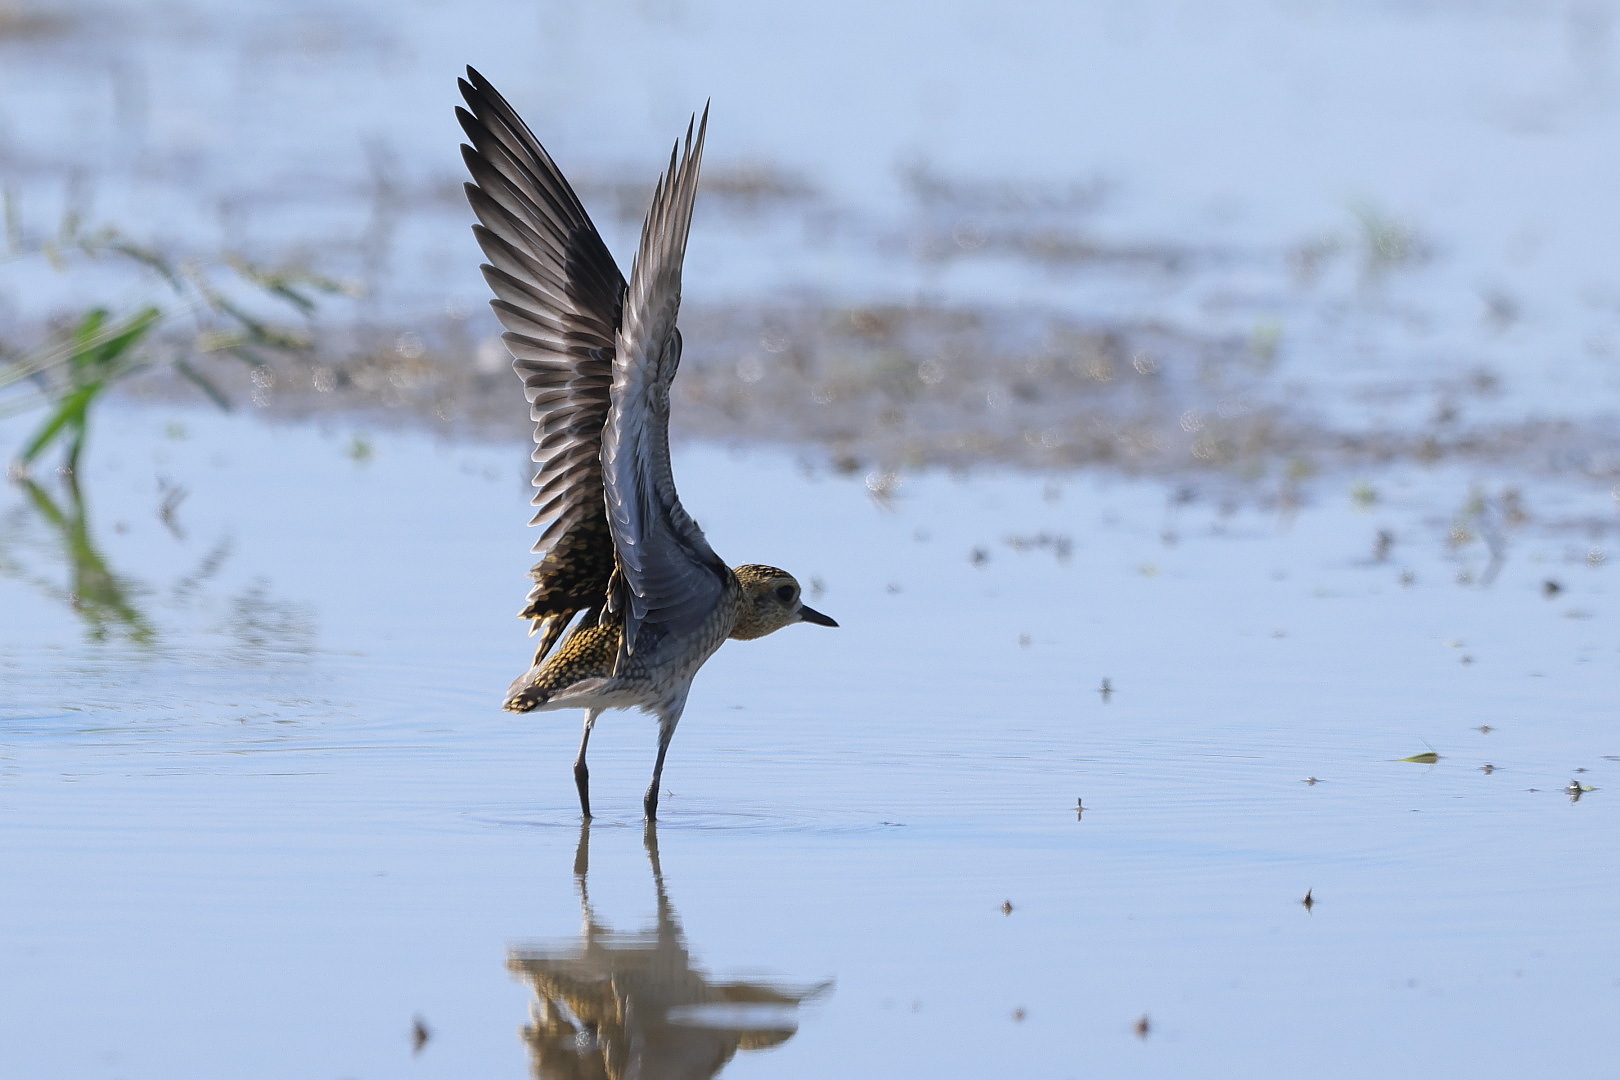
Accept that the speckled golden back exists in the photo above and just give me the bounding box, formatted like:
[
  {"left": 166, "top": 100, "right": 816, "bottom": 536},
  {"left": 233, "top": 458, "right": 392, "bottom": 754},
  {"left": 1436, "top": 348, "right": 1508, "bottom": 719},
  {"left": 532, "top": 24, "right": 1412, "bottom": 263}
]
[{"left": 505, "top": 618, "right": 623, "bottom": 712}]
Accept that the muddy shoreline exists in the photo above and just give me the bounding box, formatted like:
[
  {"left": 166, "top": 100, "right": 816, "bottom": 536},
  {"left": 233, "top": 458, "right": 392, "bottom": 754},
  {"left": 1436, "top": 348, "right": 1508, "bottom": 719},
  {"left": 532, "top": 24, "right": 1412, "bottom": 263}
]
[{"left": 107, "top": 295, "right": 1620, "bottom": 494}]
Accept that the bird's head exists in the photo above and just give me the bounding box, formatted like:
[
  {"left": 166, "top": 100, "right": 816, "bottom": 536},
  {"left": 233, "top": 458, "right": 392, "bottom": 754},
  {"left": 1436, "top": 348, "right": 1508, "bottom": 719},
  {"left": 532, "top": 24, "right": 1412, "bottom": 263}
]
[{"left": 729, "top": 564, "right": 838, "bottom": 640}]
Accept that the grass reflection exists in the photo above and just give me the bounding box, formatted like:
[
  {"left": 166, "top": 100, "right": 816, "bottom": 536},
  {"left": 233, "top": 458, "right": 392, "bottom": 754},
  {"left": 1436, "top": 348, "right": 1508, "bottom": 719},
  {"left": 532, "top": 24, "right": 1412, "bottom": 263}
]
[
  {"left": 4, "top": 472, "right": 153, "bottom": 643},
  {"left": 508, "top": 822, "right": 829, "bottom": 1080}
]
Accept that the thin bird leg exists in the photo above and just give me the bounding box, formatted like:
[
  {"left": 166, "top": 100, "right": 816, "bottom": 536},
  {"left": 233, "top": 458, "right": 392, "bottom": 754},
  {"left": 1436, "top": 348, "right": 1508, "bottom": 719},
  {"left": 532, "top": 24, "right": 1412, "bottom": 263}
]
[
  {"left": 574, "top": 709, "right": 599, "bottom": 819},
  {"left": 643, "top": 710, "right": 683, "bottom": 821}
]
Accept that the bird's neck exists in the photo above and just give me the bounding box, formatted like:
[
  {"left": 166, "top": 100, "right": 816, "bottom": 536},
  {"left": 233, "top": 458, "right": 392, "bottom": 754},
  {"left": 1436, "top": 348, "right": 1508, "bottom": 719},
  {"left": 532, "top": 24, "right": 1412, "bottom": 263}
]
[{"left": 726, "top": 575, "right": 770, "bottom": 640}]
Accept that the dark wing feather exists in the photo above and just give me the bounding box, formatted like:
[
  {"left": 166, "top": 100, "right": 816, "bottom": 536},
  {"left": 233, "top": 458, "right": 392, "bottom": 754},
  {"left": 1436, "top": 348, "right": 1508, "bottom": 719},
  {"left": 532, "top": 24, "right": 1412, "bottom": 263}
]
[
  {"left": 458, "top": 67, "right": 626, "bottom": 662},
  {"left": 601, "top": 105, "right": 730, "bottom": 665}
]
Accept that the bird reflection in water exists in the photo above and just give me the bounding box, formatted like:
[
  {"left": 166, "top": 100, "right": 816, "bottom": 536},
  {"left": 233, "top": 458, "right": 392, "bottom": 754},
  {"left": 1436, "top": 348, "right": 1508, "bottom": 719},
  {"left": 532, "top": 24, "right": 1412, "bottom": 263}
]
[
  {"left": 3, "top": 473, "right": 153, "bottom": 642},
  {"left": 508, "top": 823, "right": 830, "bottom": 1079}
]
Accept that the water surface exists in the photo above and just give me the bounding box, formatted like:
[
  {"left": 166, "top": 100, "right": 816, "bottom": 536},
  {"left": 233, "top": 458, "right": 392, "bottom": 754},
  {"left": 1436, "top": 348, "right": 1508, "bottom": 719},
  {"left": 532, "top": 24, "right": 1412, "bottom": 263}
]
[{"left": 1, "top": 407, "right": 1615, "bottom": 1077}]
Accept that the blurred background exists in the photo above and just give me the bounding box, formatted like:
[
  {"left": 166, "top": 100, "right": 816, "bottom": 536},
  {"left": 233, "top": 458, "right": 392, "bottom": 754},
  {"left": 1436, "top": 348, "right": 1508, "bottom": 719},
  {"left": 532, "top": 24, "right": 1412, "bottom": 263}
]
[{"left": 5, "top": 0, "right": 1620, "bottom": 481}]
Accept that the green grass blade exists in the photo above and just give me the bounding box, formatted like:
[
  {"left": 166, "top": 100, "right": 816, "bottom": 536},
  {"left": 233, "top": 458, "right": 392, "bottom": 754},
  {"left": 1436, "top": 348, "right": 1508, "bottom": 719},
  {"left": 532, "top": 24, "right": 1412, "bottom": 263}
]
[
  {"left": 84, "top": 306, "right": 161, "bottom": 369},
  {"left": 173, "top": 357, "right": 234, "bottom": 411},
  {"left": 18, "top": 382, "right": 98, "bottom": 465}
]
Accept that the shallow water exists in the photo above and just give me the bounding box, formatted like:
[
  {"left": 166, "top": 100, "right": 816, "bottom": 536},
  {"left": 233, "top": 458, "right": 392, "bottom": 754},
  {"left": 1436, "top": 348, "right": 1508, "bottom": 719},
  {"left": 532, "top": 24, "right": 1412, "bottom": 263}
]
[{"left": 1, "top": 406, "right": 1616, "bottom": 1077}]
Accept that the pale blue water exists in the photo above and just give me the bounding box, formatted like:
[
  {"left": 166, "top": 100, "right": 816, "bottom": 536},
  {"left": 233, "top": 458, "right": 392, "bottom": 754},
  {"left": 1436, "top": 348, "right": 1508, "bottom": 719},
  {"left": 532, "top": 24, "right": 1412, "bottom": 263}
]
[{"left": 1, "top": 406, "right": 1616, "bottom": 1077}]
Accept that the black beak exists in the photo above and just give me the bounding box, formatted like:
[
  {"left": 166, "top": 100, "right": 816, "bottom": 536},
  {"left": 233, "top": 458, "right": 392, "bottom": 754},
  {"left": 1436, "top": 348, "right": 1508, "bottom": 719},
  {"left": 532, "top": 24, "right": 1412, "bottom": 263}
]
[{"left": 798, "top": 603, "right": 838, "bottom": 628}]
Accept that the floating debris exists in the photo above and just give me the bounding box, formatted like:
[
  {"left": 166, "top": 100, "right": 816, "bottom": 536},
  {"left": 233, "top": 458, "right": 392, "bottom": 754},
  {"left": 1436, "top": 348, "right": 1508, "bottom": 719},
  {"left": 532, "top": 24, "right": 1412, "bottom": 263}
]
[
  {"left": 1301, "top": 888, "right": 1315, "bottom": 913},
  {"left": 411, "top": 1015, "right": 431, "bottom": 1056},
  {"left": 1004, "top": 531, "right": 1073, "bottom": 561},
  {"left": 1565, "top": 780, "right": 1596, "bottom": 803},
  {"left": 1134, "top": 1014, "right": 1151, "bottom": 1039},
  {"left": 1372, "top": 528, "right": 1394, "bottom": 561},
  {"left": 156, "top": 477, "right": 187, "bottom": 539},
  {"left": 1302, "top": 776, "right": 1320, "bottom": 785},
  {"left": 864, "top": 469, "right": 901, "bottom": 507},
  {"left": 1098, "top": 678, "right": 1113, "bottom": 702},
  {"left": 1480, "top": 763, "right": 1496, "bottom": 775},
  {"left": 1000, "top": 900, "right": 1014, "bottom": 916},
  {"left": 1401, "top": 751, "right": 1441, "bottom": 764}
]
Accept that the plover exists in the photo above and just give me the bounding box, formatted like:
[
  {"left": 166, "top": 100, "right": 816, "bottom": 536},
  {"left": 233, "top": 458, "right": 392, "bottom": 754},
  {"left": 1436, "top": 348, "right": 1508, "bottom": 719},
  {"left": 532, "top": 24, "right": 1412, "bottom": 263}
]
[{"left": 458, "top": 68, "right": 837, "bottom": 820}]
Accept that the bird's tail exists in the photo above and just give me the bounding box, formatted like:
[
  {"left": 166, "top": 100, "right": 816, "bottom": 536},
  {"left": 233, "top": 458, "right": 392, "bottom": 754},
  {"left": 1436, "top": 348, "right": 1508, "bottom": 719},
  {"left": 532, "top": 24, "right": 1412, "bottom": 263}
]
[
  {"left": 503, "top": 622, "right": 621, "bottom": 712},
  {"left": 503, "top": 668, "right": 551, "bottom": 712}
]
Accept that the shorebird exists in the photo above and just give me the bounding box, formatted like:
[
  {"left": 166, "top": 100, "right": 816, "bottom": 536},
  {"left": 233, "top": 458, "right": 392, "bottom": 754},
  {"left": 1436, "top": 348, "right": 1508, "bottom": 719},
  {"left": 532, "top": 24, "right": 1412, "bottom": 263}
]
[{"left": 457, "top": 68, "right": 837, "bottom": 821}]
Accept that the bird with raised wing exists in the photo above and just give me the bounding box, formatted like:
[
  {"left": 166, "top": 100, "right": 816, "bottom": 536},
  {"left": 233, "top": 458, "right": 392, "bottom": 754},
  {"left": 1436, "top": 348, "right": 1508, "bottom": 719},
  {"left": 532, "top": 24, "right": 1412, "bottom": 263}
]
[{"left": 457, "top": 68, "right": 837, "bottom": 821}]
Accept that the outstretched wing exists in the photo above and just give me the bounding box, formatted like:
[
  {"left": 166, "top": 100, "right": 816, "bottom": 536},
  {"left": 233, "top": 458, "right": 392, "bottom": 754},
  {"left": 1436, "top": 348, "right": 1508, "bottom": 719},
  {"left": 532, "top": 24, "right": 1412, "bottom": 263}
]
[
  {"left": 601, "top": 106, "right": 730, "bottom": 664},
  {"left": 458, "top": 67, "right": 625, "bottom": 661}
]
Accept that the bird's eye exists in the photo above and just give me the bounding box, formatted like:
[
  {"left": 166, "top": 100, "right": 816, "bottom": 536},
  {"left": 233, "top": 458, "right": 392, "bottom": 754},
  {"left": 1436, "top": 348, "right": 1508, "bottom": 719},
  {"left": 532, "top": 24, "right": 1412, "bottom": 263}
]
[{"left": 774, "top": 584, "right": 796, "bottom": 604}]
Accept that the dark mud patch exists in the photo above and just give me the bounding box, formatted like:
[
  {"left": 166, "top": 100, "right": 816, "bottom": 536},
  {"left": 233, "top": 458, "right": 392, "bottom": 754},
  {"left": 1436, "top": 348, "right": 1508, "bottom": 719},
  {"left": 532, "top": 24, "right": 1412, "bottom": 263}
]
[{"left": 110, "top": 297, "right": 1620, "bottom": 499}]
